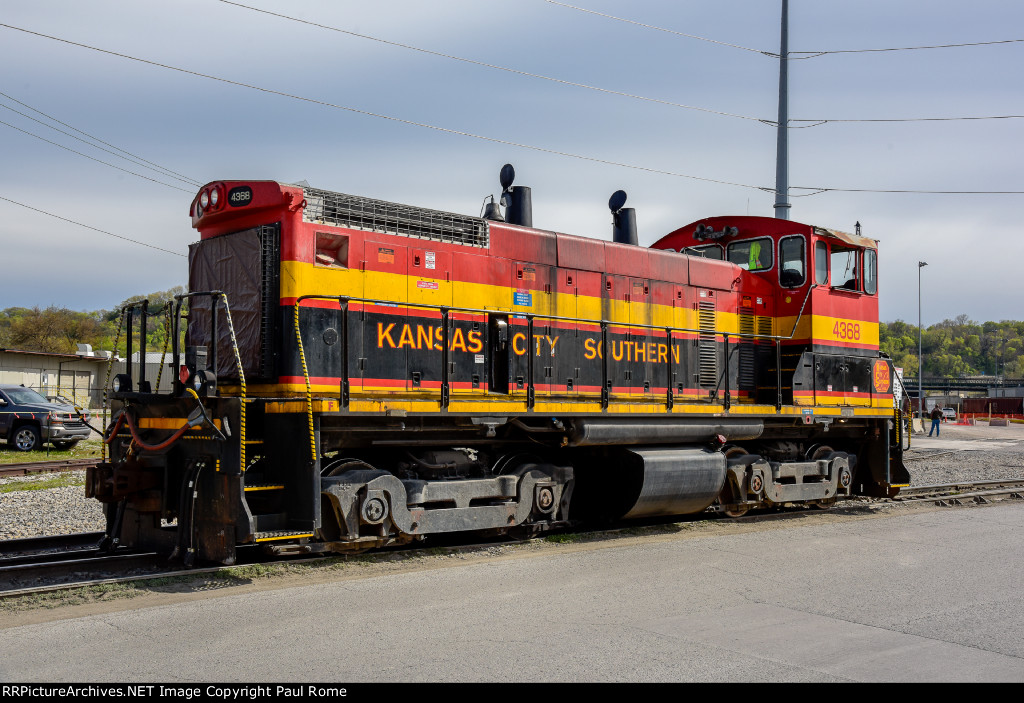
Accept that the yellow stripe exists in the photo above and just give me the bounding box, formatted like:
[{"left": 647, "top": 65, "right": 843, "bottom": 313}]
[
  {"left": 255, "top": 533, "right": 315, "bottom": 542},
  {"left": 137, "top": 417, "right": 221, "bottom": 430},
  {"left": 244, "top": 485, "right": 284, "bottom": 492}
]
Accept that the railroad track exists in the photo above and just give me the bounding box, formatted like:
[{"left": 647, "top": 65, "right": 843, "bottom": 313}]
[
  {"left": 2, "top": 478, "right": 1023, "bottom": 600},
  {"left": 0, "top": 532, "right": 169, "bottom": 595},
  {"left": 889, "top": 478, "right": 1024, "bottom": 505},
  {"left": 0, "top": 458, "right": 98, "bottom": 478}
]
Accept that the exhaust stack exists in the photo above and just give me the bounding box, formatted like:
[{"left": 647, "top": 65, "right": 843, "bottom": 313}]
[
  {"left": 498, "top": 164, "right": 532, "bottom": 227},
  {"left": 609, "top": 190, "right": 637, "bottom": 245}
]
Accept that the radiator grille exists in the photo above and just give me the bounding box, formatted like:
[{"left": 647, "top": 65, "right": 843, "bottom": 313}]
[
  {"left": 302, "top": 187, "right": 489, "bottom": 248},
  {"left": 697, "top": 301, "right": 718, "bottom": 388},
  {"left": 738, "top": 309, "right": 756, "bottom": 390}
]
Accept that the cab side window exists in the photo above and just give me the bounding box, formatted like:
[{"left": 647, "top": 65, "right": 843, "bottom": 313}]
[
  {"left": 726, "top": 238, "right": 773, "bottom": 272},
  {"left": 682, "top": 244, "right": 723, "bottom": 260},
  {"left": 779, "top": 236, "right": 805, "bottom": 288},
  {"left": 864, "top": 249, "right": 877, "bottom": 295},
  {"left": 831, "top": 245, "right": 860, "bottom": 291},
  {"left": 814, "top": 241, "right": 828, "bottom": 285}
]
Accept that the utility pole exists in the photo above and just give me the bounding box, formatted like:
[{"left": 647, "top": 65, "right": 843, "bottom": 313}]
[
  {"left": 774, "top": 0, "right": 791, "bottom": 219},
  {"left": 918, "top": 261, "right": 928, "bottom": 421}
]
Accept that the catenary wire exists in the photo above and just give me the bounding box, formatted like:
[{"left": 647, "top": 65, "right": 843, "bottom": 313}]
[
  {"left": 216, "top": 1, "right": 769, "bottom": 124},
  {"left": 0, "top": 196, "right": 186, "bottom": 256},
  {"left": 0, "top": 100, "right": 201, "bottom": 187},
  {"left": 0, "top": 90, "right": 200, "bottom": 186},
  {"left": 1, "top": 23, "right": 1021, "bottom": 197},
  {"left": 0, "top": 118, "right": 194, "bottom": 193}
]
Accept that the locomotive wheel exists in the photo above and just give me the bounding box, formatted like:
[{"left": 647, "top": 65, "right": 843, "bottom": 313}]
[
  {"left": 807, "top": 445, "right": 840, "bottom": 509},
  {"left": 321, "top": 457, "right": 377, "bottom": 477},
  {"left": 719, "top": 446, "right": 750, "bottom": 518}
]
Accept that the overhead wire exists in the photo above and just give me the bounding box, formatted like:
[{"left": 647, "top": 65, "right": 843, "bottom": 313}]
[
  {"left": 0, "top": 22, "right": 769, "bottom": 192},
  {"left": 543, "top": 1, "right": 773, "bottom": 56},
  {"left": 543, "top": 2, "right": 1023, "bottom": 123},
  {"left": 216, "top": 1, "right": 770, "bottom": 124},
  {"left": 0, "top": 118, "right": 194, "bottom": 193},
  {"left": 547, "top": 1, "right": 1024, "bottom": 58},
  {"left": 0, "top": 23, "right": 1021, "bottom": 197},
  {"left": 0, "top": 90, "right": 200, "bottom": 186},
  {"left": 0, "top": 196, "right": 187, "bottom": 256},
  {"left": 0, "top": 99, "right": 201, "bottom": 187},
  {"left": 790, "top": 38, "right": 1024, "bottom": 58}
]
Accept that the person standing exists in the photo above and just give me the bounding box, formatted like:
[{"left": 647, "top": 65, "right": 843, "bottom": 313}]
[{"left": 928, "top": 405, "right": 942, "bottom": 437}]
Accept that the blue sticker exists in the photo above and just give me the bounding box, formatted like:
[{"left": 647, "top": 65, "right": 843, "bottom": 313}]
[{"left": 513, "top": 290, "right": 533, "bottom": 307}]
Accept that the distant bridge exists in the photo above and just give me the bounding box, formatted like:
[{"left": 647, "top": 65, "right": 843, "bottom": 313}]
[{"left": 899, "top": 377, "right": 1024, "bottom": 394}]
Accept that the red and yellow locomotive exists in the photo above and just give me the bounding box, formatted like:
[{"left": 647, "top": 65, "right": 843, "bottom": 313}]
[{"left": 89, "top": 167, "right": 908, "bottom": 564}]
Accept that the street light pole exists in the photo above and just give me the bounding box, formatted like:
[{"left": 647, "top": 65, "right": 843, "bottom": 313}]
[{"left": 918, "top": 261, "right": 928, "bottom": 424}]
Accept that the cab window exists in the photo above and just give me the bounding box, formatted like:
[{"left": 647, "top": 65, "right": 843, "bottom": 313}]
[
  {"left": 814, "top": 241, "right": 828, "bottom": 285},
  {"left": 682, "top": 244, "right": 723, "bottom": 260},
  {"left": 726, "top": 238, "right": 772, "bottom": 272},
  {"left": 778, "top": 236, "right": 805, "bottom": 288},
  {"left": 831, "top": 245, "right": 860, "bottom": 291},
  {"left": 864, "top": 248, "right": 877, "bottom": 295}
]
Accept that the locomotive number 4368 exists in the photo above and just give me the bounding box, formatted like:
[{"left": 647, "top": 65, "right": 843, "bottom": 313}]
[{"left": 833, "top": 320, "right": 861, "bottom": 340}]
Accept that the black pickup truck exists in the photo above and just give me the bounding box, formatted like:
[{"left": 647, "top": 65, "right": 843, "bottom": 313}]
[{"left": 0, "top": 384, "right": 92, "bottom": 452}]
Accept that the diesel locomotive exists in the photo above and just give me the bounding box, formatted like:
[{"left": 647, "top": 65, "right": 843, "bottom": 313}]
[{"left": 88, "top": 166, "right": 909, "bottom": 565}]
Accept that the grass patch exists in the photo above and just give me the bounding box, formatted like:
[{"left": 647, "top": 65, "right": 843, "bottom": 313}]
[
  {"left": 544, "top": 533, "right": 583, "bottom": 544},
  {"left": 0, "top": 438, "right": 103, "bottom": 465},
  {"left": 0, "top": 473, "right": 86, "bottom": 493}
]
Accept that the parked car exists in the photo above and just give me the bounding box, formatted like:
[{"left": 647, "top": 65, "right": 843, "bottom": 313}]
[
  {"left": 0, "top": 384, "right": 92, "bottom": 451},
  {"left": 941, "top": 407, "right": 957, "bottom": 421}
]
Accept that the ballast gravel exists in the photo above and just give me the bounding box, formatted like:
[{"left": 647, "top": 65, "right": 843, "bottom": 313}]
[{"left": 1, "top": 422, "right": 1022, "bottom": 540}]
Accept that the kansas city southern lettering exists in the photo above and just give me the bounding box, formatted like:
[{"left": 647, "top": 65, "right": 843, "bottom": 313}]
[
  {"left": 377, "top": 323, "right": 483, "bottom": 352},
  {"left": 510, "top": 333, "right": 681, "bottom": 363}
]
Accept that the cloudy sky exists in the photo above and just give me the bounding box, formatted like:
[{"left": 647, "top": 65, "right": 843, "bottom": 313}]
[{"left": 1, "top": 0, "right": 1021, "bottom": 324}]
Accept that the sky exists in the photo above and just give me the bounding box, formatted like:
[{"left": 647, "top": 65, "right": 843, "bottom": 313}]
[{"left": 1, "top": 0, "right": 1021, "bottom": 325}]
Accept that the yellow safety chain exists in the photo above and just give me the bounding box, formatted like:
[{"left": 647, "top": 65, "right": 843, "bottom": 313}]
[
  {"left": 292, "top": 301, "right": 317, "bottom": 464},
  {"left": 218, "top": 294, "right": 247, "bottom": 475},
  {"left": 101, "top": 309, "right": 126, "bottom": 463}
]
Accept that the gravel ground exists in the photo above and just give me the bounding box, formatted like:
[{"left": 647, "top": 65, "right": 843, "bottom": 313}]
[{"left": 1, "top": 422, "right": 1022, "bottom": 541}]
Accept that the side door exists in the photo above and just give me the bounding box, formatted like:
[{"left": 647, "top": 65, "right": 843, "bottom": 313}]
[{"left": 360, "top": 241, "right": 409, "bottom": 394}]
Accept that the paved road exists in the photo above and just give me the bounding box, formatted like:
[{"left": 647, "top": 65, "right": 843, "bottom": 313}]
[{"left": 1, "top": 503, "right": 1023, "bottom": 682}]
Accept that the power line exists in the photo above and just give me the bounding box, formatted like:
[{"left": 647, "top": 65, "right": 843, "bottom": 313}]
[
  {"left": 0, "top": 99, "right": 201, "bottom": 187},
  {"left": 216, "top": 1, "right": 769, "bottom": 124},
  {"left": 792, "top": 114, "right": 1024, "bottom": 126},
  {"left": 0, "top": 195, "right": 186, "bottom": 256},
  {"left": 0, "top": 22, "right": 768, "bottom": 192},
  {"left": 791, "top": 38, "right": 1024, "bottom": 58},
  {"left": 544, "top": 1, "right": 773, "bottom": 55},
  {"left": 219, "top": 3, "right": 1022, "bottom": 127},
  {"left": 548, "top": 1, "right": 1024, "bottom": 59},
  {"left": 0, "top": 90, "right": 199, "bottom": 185},
  {"left": 2, "top": 23, "right": 1022, "bottom": 197},
  {"left": 0, "top": 118, "right": 194, "bottom": 192}
]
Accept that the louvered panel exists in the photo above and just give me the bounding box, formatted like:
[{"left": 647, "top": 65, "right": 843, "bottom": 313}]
[
  {"left": 697, "top": 301, "right": 718, "bottom": 388},
  {"left": 738, "top": 309, "right": 756, "bottom": 390}
]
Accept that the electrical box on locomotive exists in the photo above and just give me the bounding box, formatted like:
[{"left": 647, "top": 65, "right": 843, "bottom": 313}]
[{"left": 88, "top": 166, "right": 909, "bottom": 565}]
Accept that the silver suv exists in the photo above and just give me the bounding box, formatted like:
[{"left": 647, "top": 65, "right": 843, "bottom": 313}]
[
  {"left": 0, "top": 385, "right": 92, "bottom": 452},
  {"left": 941, "top": 407, "right": 957, "bottom": 421}
]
